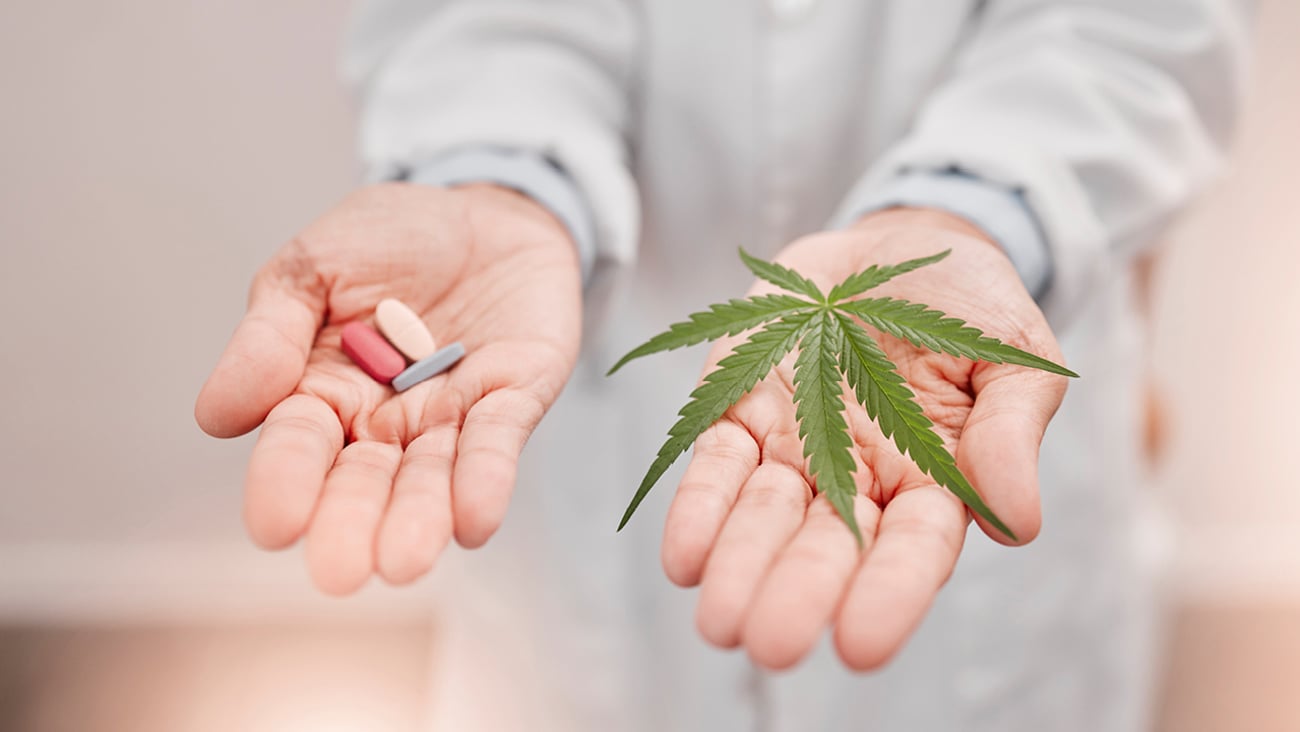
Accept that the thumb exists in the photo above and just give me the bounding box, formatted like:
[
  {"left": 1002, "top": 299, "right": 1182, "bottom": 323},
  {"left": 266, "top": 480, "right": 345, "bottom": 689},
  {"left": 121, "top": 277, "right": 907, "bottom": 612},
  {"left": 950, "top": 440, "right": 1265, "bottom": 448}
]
[
  {"left": 195, "top": 254, "right": 326, "bottom": 438},
  {"left": 957, "top": 362, "right": 1069, "bottom": 545}
]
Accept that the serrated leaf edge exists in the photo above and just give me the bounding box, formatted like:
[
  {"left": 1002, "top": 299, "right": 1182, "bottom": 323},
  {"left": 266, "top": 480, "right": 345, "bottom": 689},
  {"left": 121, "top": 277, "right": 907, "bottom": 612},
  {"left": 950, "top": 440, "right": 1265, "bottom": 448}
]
[
  {"left": 791, "top": 312, "right": 863, "bottom": 544},
  {"left": 834, "top": 312, "right": 1016, "bottom": 540},
  {"left": 607, "top": 293, "right": 817, "bottom": 375},
  {"left": 617, "top": 312, "right": 818, "bottom": 530}
]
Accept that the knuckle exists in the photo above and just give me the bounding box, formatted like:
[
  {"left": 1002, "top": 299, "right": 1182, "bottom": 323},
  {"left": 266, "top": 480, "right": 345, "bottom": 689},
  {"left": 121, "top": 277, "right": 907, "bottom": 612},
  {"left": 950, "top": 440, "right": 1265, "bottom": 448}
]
[{"left": 742, "top": 479, "right": 808, "bottom": 513}]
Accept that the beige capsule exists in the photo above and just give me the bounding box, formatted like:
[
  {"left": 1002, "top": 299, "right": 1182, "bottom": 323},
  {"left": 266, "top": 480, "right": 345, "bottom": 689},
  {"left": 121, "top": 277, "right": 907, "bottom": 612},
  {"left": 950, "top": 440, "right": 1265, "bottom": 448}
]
[{"left": 374, "top": 298, "right": 437, "bottom": 361}]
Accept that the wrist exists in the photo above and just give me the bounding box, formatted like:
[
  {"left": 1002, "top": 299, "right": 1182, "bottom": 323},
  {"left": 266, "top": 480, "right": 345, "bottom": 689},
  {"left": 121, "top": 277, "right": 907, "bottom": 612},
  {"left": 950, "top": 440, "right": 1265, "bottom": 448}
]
[
  {"left": 454, "top": 183, "right": 575, "bottom": 243},
  {"left": 400, "top": 148, "right": 598, "bottom": 286},
  {"left": 850, "top": 207, "right": 998, "bottom": 248}
]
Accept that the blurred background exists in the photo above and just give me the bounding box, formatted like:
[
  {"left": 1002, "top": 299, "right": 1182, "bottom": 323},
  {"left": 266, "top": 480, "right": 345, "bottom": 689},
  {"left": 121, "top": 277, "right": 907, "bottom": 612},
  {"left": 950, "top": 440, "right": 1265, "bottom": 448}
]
[{"left": 1, "top": 1, "right": 1297, "bottom": 730}]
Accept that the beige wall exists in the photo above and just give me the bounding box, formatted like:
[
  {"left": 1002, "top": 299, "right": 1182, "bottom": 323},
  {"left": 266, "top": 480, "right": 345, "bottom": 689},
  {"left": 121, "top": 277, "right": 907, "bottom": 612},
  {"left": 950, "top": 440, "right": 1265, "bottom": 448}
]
[
  {"left": 1152, "top": 0, "right": 1300, "bottom": 604},
  {"left": 0, "top": 1, "right": 1297, "bottom": 623},
  {"left": 0, "top": 0, "right": 438, "bottom": 620}
]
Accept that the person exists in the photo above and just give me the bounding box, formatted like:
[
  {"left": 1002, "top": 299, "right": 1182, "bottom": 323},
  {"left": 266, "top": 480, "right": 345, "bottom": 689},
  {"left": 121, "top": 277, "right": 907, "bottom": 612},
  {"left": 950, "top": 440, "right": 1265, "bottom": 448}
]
[{"left": 195, "top": 1, "right": 1250, "bottom": 729}]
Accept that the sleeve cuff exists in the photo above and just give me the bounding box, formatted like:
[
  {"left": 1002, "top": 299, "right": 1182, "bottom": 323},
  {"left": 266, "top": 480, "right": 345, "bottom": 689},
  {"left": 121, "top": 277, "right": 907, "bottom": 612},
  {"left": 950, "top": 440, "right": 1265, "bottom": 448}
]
[
  {"left": 394, "top": 147, "right": 599, "bottom": 286},
  {"left": 830, "top": 168, "right": 1054, "bottom": 301}
]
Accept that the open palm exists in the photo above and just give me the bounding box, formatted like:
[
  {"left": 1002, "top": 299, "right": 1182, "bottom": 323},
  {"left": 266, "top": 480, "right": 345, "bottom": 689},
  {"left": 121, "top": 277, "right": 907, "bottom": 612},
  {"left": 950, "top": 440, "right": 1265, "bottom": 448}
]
[
  {"left": 658, "top": 210, "right": 1069, "bottom": 671},
  {"left": 195, "top": 183, "right": 582, "bottom": 594}
]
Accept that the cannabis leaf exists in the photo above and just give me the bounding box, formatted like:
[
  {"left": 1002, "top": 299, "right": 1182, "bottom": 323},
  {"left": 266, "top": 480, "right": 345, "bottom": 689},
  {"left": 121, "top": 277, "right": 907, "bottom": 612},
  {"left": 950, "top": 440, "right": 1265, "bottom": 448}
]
[
  {"left": 607, "top": 294, "right": 816, "bottom": 374},
  {"left": 608, "top": 249, "right": 1078, "bottom": 543},
  {"left": 614, "top": 311, "right": 817, "bottom": 530},
  {"left": 791, "top": 312, "right": 860, "bottom": 542}
]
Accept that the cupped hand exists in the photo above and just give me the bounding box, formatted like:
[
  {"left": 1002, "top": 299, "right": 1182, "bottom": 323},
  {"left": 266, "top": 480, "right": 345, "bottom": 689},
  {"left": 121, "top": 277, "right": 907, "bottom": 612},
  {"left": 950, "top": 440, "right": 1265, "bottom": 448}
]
[
  {"left": 660, "top": 209, "right": 1069, "bottom": 671},
  {"left": 195, "top": 183, "right": 582, "bottom": 595}
]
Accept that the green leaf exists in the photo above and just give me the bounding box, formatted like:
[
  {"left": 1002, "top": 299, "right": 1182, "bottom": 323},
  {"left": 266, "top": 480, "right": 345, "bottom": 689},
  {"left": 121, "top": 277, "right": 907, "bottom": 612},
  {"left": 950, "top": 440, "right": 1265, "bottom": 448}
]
[
  {"left": 791, "top": 312, "right": 863, "bottom": 543},
  {"left": 839, "top": 297, "right": 1078, "bottom": 378},
  {"left": 833, "top": 312, "right": 1016, "bottom": 540},
  {"left": 607, "top": 293, "right": 817, "bottom": 375},
  {"left": 826, "top": 249, "right": 951, "bottom": 303},
  {"left": 739, "top": 248, "right": 825, "bottom": 302},
  {"left": 617, "top": 311, "right": 818, "bottom": 530},
  {"left": 609, "top": 248, "right": 1078, "bottom": 543}
]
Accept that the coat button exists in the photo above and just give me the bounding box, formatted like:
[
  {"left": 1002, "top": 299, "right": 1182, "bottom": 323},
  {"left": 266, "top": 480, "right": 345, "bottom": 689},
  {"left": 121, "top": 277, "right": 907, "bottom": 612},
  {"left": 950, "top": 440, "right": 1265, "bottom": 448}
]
[{"left": 769, "top": 0, "right": 817, "bottom": 23}]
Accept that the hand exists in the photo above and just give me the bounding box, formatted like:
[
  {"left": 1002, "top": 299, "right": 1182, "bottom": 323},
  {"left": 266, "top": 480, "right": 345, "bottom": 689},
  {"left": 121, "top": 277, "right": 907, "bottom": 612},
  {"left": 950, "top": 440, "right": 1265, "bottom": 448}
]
[
  {"left": 659, "top": 209, "right": 1069, "bottom": 670},
  {"left": 195, "top": 183, "right": 582, "bottom": 595}
]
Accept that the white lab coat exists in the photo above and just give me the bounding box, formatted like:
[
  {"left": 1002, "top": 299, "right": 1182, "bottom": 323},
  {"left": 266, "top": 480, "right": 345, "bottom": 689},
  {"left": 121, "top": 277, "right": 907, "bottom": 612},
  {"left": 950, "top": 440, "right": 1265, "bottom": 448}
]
[{"left": 345, "top": 1, "right": 1250, "bottom": 730}]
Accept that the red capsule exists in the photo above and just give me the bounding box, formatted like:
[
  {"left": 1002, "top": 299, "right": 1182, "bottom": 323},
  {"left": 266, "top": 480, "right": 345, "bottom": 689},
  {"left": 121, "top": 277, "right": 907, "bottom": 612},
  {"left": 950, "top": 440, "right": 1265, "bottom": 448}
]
[{"left": 340, "top": 322, "right": 406, "bottom": 385}]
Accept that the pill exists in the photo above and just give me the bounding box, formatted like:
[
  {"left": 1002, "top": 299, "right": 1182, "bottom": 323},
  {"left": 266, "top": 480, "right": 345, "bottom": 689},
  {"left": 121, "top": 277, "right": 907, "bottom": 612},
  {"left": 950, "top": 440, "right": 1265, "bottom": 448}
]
[
  {"left": 340, "top": 321, "right": 406, "bottom": 384},
  {"left": 392, "top": 342, "right": 467, "bottom": 392},
  {"left": 374, "top": 298, "right": 437, "bottom": 361}
]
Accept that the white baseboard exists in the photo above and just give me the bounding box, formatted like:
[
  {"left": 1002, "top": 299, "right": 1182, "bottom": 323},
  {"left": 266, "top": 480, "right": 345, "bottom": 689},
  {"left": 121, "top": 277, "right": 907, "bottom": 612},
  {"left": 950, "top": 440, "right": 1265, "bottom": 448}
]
[{"left": 1, "top": 524, "right": 1297, "bottom": 626}]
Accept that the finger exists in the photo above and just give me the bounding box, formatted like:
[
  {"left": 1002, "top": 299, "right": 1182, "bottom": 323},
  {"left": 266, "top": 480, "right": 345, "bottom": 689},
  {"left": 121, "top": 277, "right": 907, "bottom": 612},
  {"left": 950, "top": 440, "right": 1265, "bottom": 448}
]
[
  {"left": 243, "top": 394, "right": 343, "bottom": 550},
  {"left": 195, "top": 266, "right": 325, "bottom": 438},
  {"left": 833, "top": 485, "right": 966, "bottom": 671},
  {"left": 305, "top": 440, "right": 403, "bottom": 596},
  {"left": 376, "top": 426, "right": 458, "bottom": 585},
  {"left": 695, "top": 463, "right": 809, "bottom": 649},
  {"left": 451, "top": 388, "right": 546, "bottom": 548},
  {"left": 960, "top": 363, "right": 1069, "bottom": 545},
  {"left": 742, "top": 493, "right": 880, "bottom": 670},
  {"left": 661, "top": 420, "right": 760, "bottom": 587}
]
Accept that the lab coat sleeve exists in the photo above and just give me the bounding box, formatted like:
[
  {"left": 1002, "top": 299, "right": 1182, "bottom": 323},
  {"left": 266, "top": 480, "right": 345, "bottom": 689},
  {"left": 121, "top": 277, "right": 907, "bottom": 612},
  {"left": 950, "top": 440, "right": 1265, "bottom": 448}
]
[
  {"left": 833, "top": 0, "right": 1253, "bottom": 328},
  {"left": 342, "top": 0, "right": 640, "bottom": 292},
  {"left": 832, "top": 168, "right": 1053, "bottom": 300},
  {"left": 402, "top": 147, "right": 600, "bottom": 285}
]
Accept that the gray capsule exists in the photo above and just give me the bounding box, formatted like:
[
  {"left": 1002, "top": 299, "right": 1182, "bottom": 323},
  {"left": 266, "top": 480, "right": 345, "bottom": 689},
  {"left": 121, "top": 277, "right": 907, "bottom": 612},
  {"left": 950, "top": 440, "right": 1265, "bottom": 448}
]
[{"left": 392, "top": 342, "right": 467, "bottom": 392}]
